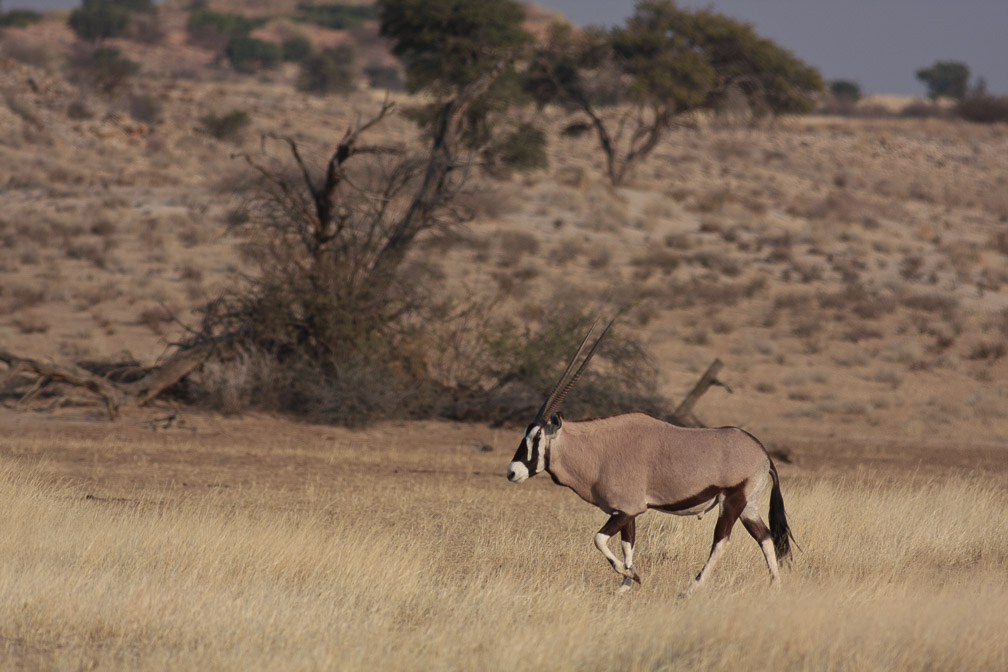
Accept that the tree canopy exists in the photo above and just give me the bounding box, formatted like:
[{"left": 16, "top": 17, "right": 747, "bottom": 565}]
[
  {"left": 377, "top": 0, "right": 531, "bottom": 96},
  {"left": 527, "top": 0, "right": 822, "bottom": 184},
  {"left": 916, "top": 61, "right": 970, "bottom": 101}
]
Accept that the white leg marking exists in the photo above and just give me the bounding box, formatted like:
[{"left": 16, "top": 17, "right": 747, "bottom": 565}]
[
  {"left": 693, "top": 539, "right": 728, "bottom": 590},
  {"left": 761, "top": 537, "right": 780, "bottom": 582},
  {"left": 594, "top": 532, "right": 625, "bottom": 574},
  {"left": 621, "top": 539, "right": 634, "bottom": 570}
]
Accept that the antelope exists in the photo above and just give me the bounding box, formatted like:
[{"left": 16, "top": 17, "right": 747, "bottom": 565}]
[{"left": 506, "top": 320, "right": 795, "bottom": 593}]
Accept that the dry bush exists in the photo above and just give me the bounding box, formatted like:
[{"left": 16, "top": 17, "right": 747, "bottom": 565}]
[
  {"left": 631, "top": 249, "right": 680, "bottom": 276},
  {"left": 12, "top": 312, "right": 50, "bottom": 334},
  {"left": 902, "top": 291, "right": 959, "bottom": 321},
  {"left": 137, "top": 305, "right": 174, "bottom": 334},
  {"left": 495, "top": 230, "right": 540, "bottom": 264},
  {"left": 0, "top": 283, "right": 48, "bottom": 312}
]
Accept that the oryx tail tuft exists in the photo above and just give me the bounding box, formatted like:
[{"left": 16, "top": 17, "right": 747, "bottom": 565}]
[{"left": 768, "top": 462, "right": 794, "bottom": 564}]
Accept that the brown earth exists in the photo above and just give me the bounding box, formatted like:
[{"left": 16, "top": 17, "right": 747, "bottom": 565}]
[{"left": 1, "top": 5, "right": 1007, "bottom": 459}]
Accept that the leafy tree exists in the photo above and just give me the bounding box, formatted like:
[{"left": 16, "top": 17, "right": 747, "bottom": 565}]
[
  {"left": 377, "top": 0, "right": 537, "bottom": 165},
  {"left": 68, "top": 1, "right": 132, "bottom": 42},
  {"left": 916, "top": 61, "right": 970, "bottom": 100},
  {"left": 829, "top": 79, "right": 861, "bottom": 102},
  {"left": 528, "top": 1, "right": 822, "bottom": 185}
]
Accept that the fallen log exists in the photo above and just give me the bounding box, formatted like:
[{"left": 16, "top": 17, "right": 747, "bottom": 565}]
[{"left": 0, "top": 340, "right": 222, "bottom": 420}]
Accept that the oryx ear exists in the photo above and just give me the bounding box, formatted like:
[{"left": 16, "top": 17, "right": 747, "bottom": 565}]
[{"left": 548, "top": 412, "right": 564, "bottom": 431}]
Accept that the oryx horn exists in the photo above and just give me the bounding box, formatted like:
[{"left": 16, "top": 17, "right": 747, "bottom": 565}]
[{"left": 534, "top": 317, "right": 615, "bottom": 424}]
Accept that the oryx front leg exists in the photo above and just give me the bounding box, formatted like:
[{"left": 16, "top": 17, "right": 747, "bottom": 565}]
[{"left": 594, "top": 512, "right": 640, "bottom": 591}]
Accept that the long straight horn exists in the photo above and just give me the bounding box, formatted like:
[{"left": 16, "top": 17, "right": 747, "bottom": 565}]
[
  {"left": 533, "top": 318, "right": 598, "bottom": 424},
  {"left": 536, "top": 318, "right": 615, "bottom": 423}
]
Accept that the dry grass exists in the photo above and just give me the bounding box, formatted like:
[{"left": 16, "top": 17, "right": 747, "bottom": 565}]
[{"left": 1, "top": 421, "right": 1007, "bottom": 671}]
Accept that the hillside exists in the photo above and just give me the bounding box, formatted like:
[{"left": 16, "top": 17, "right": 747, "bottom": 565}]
[{"left": 1, "top": 6, "right": 1007, "bottom": 449}]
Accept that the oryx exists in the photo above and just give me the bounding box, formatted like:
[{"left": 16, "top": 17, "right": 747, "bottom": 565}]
[{"left": 506, "top": 319, "right": 794, "bottom": 593}]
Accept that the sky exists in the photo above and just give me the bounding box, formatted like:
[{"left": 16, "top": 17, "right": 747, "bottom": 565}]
[
  {"left": 533, "top": 0, "right": 1008, "bottom": 96},
  {"left": 6, "top": 0, "right": 1007, "bottom": 95}
]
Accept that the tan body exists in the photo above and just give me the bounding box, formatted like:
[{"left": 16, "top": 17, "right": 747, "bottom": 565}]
[{"left": 547, "top": 414, "right": 771, "bottom": 517}]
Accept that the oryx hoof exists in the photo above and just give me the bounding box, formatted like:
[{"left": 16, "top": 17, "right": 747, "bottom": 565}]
[
  {"left": 627, "top": 566, "right": 642, "bottom": 585},
  {"left": 615, "top": 576, "right": 634, "bottom": 595}
]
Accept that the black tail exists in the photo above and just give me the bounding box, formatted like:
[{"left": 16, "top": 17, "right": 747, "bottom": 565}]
[{"left": 767, "top": 462, "right": 795, "bottom": 564}]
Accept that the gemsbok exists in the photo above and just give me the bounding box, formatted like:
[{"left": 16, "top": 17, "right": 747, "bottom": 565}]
[{"left": 506, "top": 319, "right": 795, "bottom": 593}]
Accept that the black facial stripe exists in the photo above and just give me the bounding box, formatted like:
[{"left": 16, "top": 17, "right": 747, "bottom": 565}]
[{"left": 529, "top": 432, "right": 540, "bottom": 467}]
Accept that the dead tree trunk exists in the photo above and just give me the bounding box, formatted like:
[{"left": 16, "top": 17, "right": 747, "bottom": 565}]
[{"left": 669, "top": 358, "right": 732, "bottom": 427}]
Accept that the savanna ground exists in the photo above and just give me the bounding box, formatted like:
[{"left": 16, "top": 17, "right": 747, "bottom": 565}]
[
  {"left": 3, "top": 7, "right": 1008, "bottom": 670},
  {"left": 1, "top": 408, "right": 1007, "bottom": 670}
]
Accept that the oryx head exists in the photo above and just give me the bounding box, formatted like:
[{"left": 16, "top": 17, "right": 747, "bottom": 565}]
[{"left": 507, "top": 318, "right": 613, "bottom": 483}]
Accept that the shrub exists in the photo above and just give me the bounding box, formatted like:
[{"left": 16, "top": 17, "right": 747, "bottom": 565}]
[
  {"left": 281, "top": 35, "right": 312, "bottom": 62},
  {"left": 363, "top": 64, "right": 403, "bottom": 90},
  {"left": 0, "top": 10, "right": 44, "bottom": 28},
  {"left": 72, "top": 46, "right": 140, "bottom": 94},
  {"left": 899, "top": 101, "right": 952, "bottom": 119},
  {"left": 494, "top": 122, "right": 548, "bottom": 173},
  {"left": 479, "top": 307, "right": 669, "bottom": 422},
  {"left": 297, "top": 45, "right": 356, "bottom": 94},
  {"left": 186, "top": 9, "right": 264, "bottom": 50},
  {"left": 198, "top": 109, "right": 251, "bottom": 142},
  {"left": 225, "top": 36, "right": 281, "bottom": 72},
  {"left": 957, "top": 94, "right": 1008, "bottom": 124},
  {"left": 127, "top": 91, "right": 163, "bottom": 124}
]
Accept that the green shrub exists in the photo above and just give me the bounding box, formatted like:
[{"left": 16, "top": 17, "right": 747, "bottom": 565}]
[
  {"left": 297, "top": 2, "right": 377, "bottom": 30},
  {"left": 225, "top": 36, "right": 281, "bottom": 72},
  {"left": 199, "top": 109, "right": 251, "bottom": 142},
  {"left": 0, "top": 10, "right": 44, "bottom": 28},
  {"left": 297, "top": 45, "right": 356, "bottom": 94},
  {"left": 495, "top": 122, "right": 548, "bottom": 172},
  {"left": 281, "top": 35, "right": 312, "bottom": 62}
]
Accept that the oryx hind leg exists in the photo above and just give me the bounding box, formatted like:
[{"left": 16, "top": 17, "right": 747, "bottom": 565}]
[
  {"left": 740, "top": 506, "right": 780, "bottom": 583},
  {"left": 691, "top": 485, "right": 746, "bottom": 592}
]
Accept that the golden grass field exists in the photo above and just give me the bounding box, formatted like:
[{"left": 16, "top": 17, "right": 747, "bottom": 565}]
[
  {"left": 2, "top": 6, "right": 1008, "bottom": 670},
  {"left": 1, "top": 412, "right": 1007, "bottom": 671}
]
